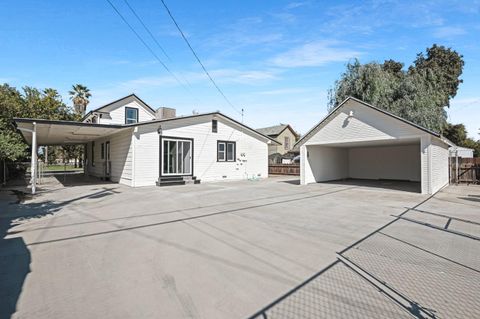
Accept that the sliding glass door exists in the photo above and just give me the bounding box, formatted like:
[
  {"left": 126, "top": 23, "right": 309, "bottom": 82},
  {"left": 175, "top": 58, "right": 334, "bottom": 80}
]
[{"left": 162, "top": 138, "right": 192, "bottom": 175}]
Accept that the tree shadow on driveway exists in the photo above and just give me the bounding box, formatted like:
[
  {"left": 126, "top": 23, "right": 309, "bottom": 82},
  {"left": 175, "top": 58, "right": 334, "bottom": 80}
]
[{"left": 0, "top": 187, "right": 118, "bottom": 319}]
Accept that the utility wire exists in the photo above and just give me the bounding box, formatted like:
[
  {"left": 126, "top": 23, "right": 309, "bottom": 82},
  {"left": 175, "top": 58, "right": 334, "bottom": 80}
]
[
  {"left": 122, "top": 0, "right": 196, "bottom": 92},
  {"left": 121, "top": 0, "right": 172, "bottom": 62},
  {"left": 158, "top": 0, "right": 243, "bottom": 115},
  {"left": 105, "top": 0, "right": 197, "bottom": 101}
]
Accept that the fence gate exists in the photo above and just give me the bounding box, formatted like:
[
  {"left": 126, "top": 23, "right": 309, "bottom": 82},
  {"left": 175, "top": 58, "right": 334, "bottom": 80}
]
[{"left": 450, "top": 157, "right": 480, "bottom": 184}]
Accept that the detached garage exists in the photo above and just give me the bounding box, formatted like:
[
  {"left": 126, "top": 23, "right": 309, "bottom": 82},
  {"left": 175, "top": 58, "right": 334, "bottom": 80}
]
[{"left": 297, "top": 97, "right": 452, "bottom": 195}]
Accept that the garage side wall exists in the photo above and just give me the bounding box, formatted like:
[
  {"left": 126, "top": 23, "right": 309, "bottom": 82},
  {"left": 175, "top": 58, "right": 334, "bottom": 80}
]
[
  {"left": 304, "top": 146, "right": 348, "bottom": 183},
  {"left": 348, "top": 144, "right": 420, "bottom": 182},
  {"left": 430, "top": 138, "right": 449, "bottom": 194}
]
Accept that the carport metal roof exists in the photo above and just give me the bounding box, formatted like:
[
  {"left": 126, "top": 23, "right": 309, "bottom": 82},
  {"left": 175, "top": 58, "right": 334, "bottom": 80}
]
[{"left": 14, "top": 118, "right": 129, "bottom": 146}]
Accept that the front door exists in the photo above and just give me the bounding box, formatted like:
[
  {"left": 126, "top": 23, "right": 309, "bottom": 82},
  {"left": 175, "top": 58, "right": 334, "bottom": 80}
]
[{"left": 162, "top": 138, "right": 192, "bottom": 176}]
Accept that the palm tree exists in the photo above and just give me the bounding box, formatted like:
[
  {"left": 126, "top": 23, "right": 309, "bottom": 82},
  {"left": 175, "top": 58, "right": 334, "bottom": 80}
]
[{"left": 69, "top": 84, "right": 91, "bottom": 116}]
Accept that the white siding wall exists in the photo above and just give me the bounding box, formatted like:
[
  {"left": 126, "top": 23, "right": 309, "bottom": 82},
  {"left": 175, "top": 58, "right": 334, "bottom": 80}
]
[
  {"left": 304, "top": 146, "right": 348, "bottom": 183},
  {"left": 348, "top": 144, "right": 421, "bottom": 181},
  {"left": 86, "top": 129, "right": 134, "bottom": 186},
  {"left": 430, "top": 138, "right": 449, "bottom": 194},
  {"left": 133, "top": 116, "right": 268, "bottom": 186},
  {"left": 99, "top": 100, "right": 155, "bottom": 125},
  {"left": 420, "top": 136, "right": 431, "bottom": 194}
]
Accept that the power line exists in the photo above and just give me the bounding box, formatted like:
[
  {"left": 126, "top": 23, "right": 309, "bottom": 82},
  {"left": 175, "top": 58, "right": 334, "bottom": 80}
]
[
  {"left": 158, "top": 0, "right": 243, "bottom": 115},
  {"left": 121, "top": 0, "right": 171, "bottom": 62},
  {"left": 122, "top": 0, "right": 196, "bottom": 91},
  {"left": 105, "top": 0, "right": 197, "bottom": 101}
]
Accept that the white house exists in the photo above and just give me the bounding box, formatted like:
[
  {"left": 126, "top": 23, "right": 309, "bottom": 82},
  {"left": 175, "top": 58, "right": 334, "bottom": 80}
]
[
  {"left": 15, "top": 94, "right": 278, "bottom": 187},
  {"left": 296, "top": 97, "right": 453, "bottom": 195}
]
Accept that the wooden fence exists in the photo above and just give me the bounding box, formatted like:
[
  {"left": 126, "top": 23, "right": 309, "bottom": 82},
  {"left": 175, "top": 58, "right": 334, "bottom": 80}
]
[
  {"left": 269, "top": 164, "right": 300, "bottom": 176},
  {"left": 450, "top": 157, "right": 480, "bottom": 184}
]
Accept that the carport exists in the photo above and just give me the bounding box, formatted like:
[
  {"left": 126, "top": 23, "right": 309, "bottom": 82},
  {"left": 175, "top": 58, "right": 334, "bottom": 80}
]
[
  {"left": 297, "top": 97, "right": 452, "bottom": 194},
  {"left": 14, "top": 118, "right": 126, "bottom": 194}
]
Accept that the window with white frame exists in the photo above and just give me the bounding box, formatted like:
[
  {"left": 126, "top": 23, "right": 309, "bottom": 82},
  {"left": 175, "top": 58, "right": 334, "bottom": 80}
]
[
  {"left": 125, "top": 107, "right": 139, "bottom": 124},
  {"left": 217, "top": 141, "right": 236, "bottom": 162}
]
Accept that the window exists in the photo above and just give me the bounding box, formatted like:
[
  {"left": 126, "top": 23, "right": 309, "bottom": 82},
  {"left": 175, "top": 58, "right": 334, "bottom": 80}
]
[
  {"left": 125, "top": 107, "right": 139, "bottom": 124},
  {"left": 91, "top": 142, "right": 95, "bottom": 166},
  {"left": 217, "top": 141, "right": 236, "bottom": 162},
  {"left": 212, "top": 119, "right": 218, "bottom": 133},
  {"left": 101, "top": 143, "right": 105, "bottom": 160},
  {"left": 284, "top": 136, "right": 290, "bottom": 150}
]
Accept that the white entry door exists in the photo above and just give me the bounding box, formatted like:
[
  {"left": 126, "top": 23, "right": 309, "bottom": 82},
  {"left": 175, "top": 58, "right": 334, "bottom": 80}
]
[{"left": 162, "top": 138, "right": 193, "bottom": 176}]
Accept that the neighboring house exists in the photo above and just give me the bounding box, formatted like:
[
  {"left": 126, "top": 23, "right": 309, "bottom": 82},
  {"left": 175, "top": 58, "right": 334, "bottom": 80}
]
[
  {"left": 449, "top": 146, "right": 474, "bottom": 158},
  {"left": 257, "top": 124, "right": 300, "bottom": 155},
  {"left": 296, "top": 97, "right": 453, "bottom": 195},
  {"left": 15, "top": 94, "right": 279, "bottom": 187}
]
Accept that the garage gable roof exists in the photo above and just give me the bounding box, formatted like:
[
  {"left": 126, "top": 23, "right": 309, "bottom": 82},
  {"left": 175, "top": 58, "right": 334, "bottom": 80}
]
[{"left": 295, "top": 97, "right": 447, "bottom": 148}]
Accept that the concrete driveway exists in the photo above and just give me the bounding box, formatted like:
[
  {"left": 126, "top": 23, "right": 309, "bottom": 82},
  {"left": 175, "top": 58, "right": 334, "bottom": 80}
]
[{"left": 0, "top": 176, "right": 478, "bottom": 318}]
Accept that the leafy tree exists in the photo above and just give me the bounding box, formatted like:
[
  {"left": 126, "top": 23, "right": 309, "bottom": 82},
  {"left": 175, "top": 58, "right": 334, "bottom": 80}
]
[
  {"left": 0, "top": 84, "right": 74, "bottom": 162},
  {"left": 69, "top": 84, "right": 91, "bottom": 116},
  {"left": 463, "top": 138, "right": 480, "bottom": 157},
  {"left": 67, "top": 85, "right": 91, "bottom": 167},
  {"left": 0, "top": 121, "right": 27, "bottom": 161},
  {"left": 328, "top": 45, "right": 464, "bottom": 133},
  {"left": 412, "top": 44, "right": 464, "bottom": 108},
  {"left": 443, "top": 123, "right": 468, "bottom": 145}
]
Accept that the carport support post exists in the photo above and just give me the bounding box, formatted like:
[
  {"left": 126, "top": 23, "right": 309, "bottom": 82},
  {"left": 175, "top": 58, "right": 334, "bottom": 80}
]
[{"left": 30, "top": 122, "right": 37, "bottom": 195}]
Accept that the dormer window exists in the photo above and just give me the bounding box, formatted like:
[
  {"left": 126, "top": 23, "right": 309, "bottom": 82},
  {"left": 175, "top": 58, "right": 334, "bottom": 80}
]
[{"left": 125, "top": 107, "right": 139, "bottom": 124}]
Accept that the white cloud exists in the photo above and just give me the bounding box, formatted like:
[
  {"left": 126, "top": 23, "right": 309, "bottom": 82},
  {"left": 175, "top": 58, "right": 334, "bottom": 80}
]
[
  {"left": 433, "top": 26, "right": 467, "bottom": 38},
  {"left": 451, "top": 97, "right": 480, "bottom": 107},
  {"left": 255, "top": 88, "right": 310, "bottom": 95},
  {"left": 88, "top": 68, "right": 280, "bottom": 107},
  {"left": 0, "top": 77, "right": 15, "bottom": 84},
  {"left": 285, "top": 2, "right": 309, "bottom": 10},
  {"left": 209, "top": 69, "right": 279, "bottom": 83},
  {"left": 270, "top": 41, "right": 361, "bottom": 68},
  {"left": 449, "top": 97, "right": 480, "bottom": 139}
]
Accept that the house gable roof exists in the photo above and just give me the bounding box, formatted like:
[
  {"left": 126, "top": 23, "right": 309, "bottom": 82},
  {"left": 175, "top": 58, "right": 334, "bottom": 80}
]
[
  {"left": 132, "top": 112, "right": 281, "bottom": 145},
  {"left": 257, "top": 124, "right": 300, "bottom": 139},
  {"left": 14, "top": 111, "right": 280, "bottom": 146},
  {"left": 82, "top": 93, "right": 156, "bottom": 121},
  {"left": 295, "top": 97, "right": 448, "bottom": 148}
]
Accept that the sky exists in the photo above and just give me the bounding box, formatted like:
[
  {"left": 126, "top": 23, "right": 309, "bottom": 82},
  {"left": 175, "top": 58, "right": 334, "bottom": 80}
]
[{"left": 1, "top": 0, "right": 479, "bottom": 138}]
